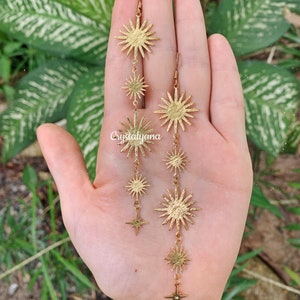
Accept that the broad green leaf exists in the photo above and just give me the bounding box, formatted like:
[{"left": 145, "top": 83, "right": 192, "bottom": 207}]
[
  {"left": 0, "top": 59, "right": 88, "bottom": 162},
  {"left": 209, "top": 0, "right": 291, "bottom": 56},
  {"left": 250, "top": 185, "right": 283, "bottom": 218},
  {"left": 0, "top": 0, "right": 110, "bottom": 64},
  {"left": 67, "top": 68, "right": 104, "bottom": 180},
  {"left": 239, "top": 61, "right": 300, "bottom": 156},
  {"left": 54, "top": 0, "right": 114, "bottom": 24}
]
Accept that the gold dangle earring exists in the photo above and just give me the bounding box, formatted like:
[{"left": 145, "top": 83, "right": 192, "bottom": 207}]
[
  {"left": 155, "top": 54, "right": 199, "bottom": 299},
  {"left": 115, "top": 1, "right": 158, "bottom": 234}
]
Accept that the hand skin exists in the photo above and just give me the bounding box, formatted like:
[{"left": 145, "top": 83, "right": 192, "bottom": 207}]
[{"left": 37, "top": 0, "right": 253, "bottom": 299}]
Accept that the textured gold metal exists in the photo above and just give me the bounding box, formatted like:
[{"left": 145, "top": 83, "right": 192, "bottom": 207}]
[
  {"left": 165, "top": 245, "right": 190, "bottom": 273},
  {"left": 165, "top": 285, "right": 187, "bottom": 299},
  {"left": 123, "top": 71, "right": 148, "bottom": 103},
  {"left": 116, "top": 13, "right": 158, "bottom": 59},
  {"left": 119, "top": 112, "right": 154, "bottom": 159},
  {"left": 156, "top": 189, "right": 198, "bottom": 231},
  {"left": 165, "top": 149, "right": 187, "bottom": 172},
  {"left": 126, "top": 216, "right": 148, "bottom": 235},
  {"left": 155, "top": 88, "right": 198, "bottom": 133},
  {"left": 155, "top": 56, "right": 199, "bottom": 298},
  {"left": 116, "top": 1, "right": 158, "bottom": 234},
  {"left": 126, "top": 173, "right": 149, "bottom": 198}
]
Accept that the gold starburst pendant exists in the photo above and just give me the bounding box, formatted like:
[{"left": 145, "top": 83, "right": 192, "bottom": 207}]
[
  {"left": 156, "top": 188, "right": 198, "bottom": 231},
  {"left": 119, "top": 112, "right": 154, "bottom": 159},
  {"left": 126, "top": 173, "right": 149, "bottom": 198},
  {"left": 165, "top": 149, "right": 187, "bottom": 172},
  {"left": 155, "top": 88, "right": 198, "bottom": 133},
  {"left": 123, "top": 72, "right": 148, "bottom": 102},
  {"left": 165, "top": 245, "right": 190, "bottom": 274},
  {"left": 116, "top": 14, "right": 158, "bottom": 59}
]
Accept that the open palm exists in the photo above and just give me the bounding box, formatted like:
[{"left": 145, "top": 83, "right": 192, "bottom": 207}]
[{"left": 37, "top": 0, "right": 253, "bottom": 299}]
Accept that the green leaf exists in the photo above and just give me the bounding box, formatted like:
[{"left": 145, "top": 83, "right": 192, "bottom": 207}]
[
  {"left": 287, "top": 207, "right": 300, "bottom": 215},
  {"left": 236, "top": 248, "right": 262, "bottom": 264},
  {"left": 284, "top": 266, "right": 300, "bottom": 286},
  {"left": 0, "top": 55, "right": 10, "bottom": 82},
  {"left": 222, "top": 279, "right": 256, "bottom": 300},
  {"left": 0, "top": 0, "right": 110, "bottom": 64},
  {"left": 282, "top": 122, "right": 300, "bottom": 154},
  {"left": 209, "top": 0, "right": 291, "bottom": 56},
  {"left": 251, "top": 185, "right": 283, "bottom": 218},
  {"left": 239, "top": 61, "right": 300, "bottom": 156},
  {"left": 54, "top": 0, "right": 114, "bottom": 24},
  {"left": 288, "top": 238, "right": 300, "bottom": 248},
  {"left": 67, "top": 68, "right": 104, "bottom": 180},
  {"left": 22, "top": 165, "right": 38, "bottom": 192},
  {"left": 285, "top": 223, "right": 300, "bottom": 230},
  {"left": 52, "top": 250, "right": 95, "bottom": 290},
  {"left": 0, "top": 59, "right": 88, "bottom": 162}
]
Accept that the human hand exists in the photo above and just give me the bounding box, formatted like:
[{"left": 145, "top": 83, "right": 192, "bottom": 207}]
[{"left": 37, "top": 0, "right": 253, "bottom": 299}]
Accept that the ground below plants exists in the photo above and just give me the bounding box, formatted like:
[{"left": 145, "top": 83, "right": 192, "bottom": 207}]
[{"left": 1, "top": 135, "right": 300, "bottom": 299}]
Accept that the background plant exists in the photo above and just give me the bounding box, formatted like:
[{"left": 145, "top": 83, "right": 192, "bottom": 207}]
[{"left": 0, "top": 0, "right": 300, "bottom": 298}]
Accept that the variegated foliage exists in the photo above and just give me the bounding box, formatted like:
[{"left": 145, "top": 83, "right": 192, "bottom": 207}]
[
  {"left": 239, "top": 61, "right": 300, "bottom": 156},
  {"left": 0, "top": 0, "right": 300, "bottom": 180},
  {"left": 209, "top": 0, "right": 298, "bottom": 56},
  {"left": 0, "top": 0, "right": 113, "bottom": 178}
]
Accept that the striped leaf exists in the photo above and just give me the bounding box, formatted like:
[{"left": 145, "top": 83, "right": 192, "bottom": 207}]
[
  {"left": 282, "top": 121, "right": 300, "bottom": 154},
  {"left": 0, "top": 0, "right": 110, "bottom": 64},
  {"left": 67, "top": 68, "right": 104, "bottom": 180},
  {"left": 209, "top": 0, "right": 291, "bottom": 56},
  {"left": 54, "top": 0, "right": 114, "bottom": 24},
  {"left": 0, "top": 59, "right": 88, "bottom": 162},
  {"left": 239, "top": 61, "right": 300, "bottom": 156}
]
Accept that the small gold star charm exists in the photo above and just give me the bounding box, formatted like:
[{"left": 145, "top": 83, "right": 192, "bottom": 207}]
[
  {"left": 116, "top": 16, "right": 158, "bottom": 59},
  {"left": 126, "top": 216, "right": 148, "bottom": 235},
  {"left": 123, "top": 72, "right": 148, "bottom": 102},
  {"left": 165, "top": 245, "right": 190, "bottom": 273},
  {"left": 155, "top": 88, "right": 198, "bottom": 133},
  {"left": 156, "top": 188, "right": 199, "bottom": 231},
  {"left": 165, "top": 149, "right": 187, "bottom": 173},
  {"left": 126, "top": 173, "right": 149, "bottom": 198}
]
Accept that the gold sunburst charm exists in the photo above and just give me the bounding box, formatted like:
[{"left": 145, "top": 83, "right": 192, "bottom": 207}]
[
  {"left": 126, "top": 173, "right": 149, "bottom": 198},
  {"left": 155, "top": 88, "right": 198, "bottom": 133},
  {"left": 126, "top": 216, "right": 148, "bottom": 235},
  {"left": 116, "top": 17, "right": 158, "bottom": 59},
  {"left": 119, "top": 113, "right": 154, "bottom": 158},
  {"left": 123, "top": 72, "right": 148, "bottom": 102},
  {"left": 165, "top": 245, "right": 190, "bottom": 274},
  {"left": 165, "top": 149, "right": 187, "bottom": 172},
  {"left": 156, "top": 189, "right": 198, "bottom": 231}
]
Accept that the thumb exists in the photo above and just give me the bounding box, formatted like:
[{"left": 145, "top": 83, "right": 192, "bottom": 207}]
[{"left": 37, "top": 124, "right": 93, "bottom": 229}]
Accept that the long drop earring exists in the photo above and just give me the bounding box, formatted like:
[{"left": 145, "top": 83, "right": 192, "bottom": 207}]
[
  {"left": 155, "top": 55, "right": 199, "bottom": 299},
  {"left": 115, "top": 1, "right": 158, "bottom": 234}
]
